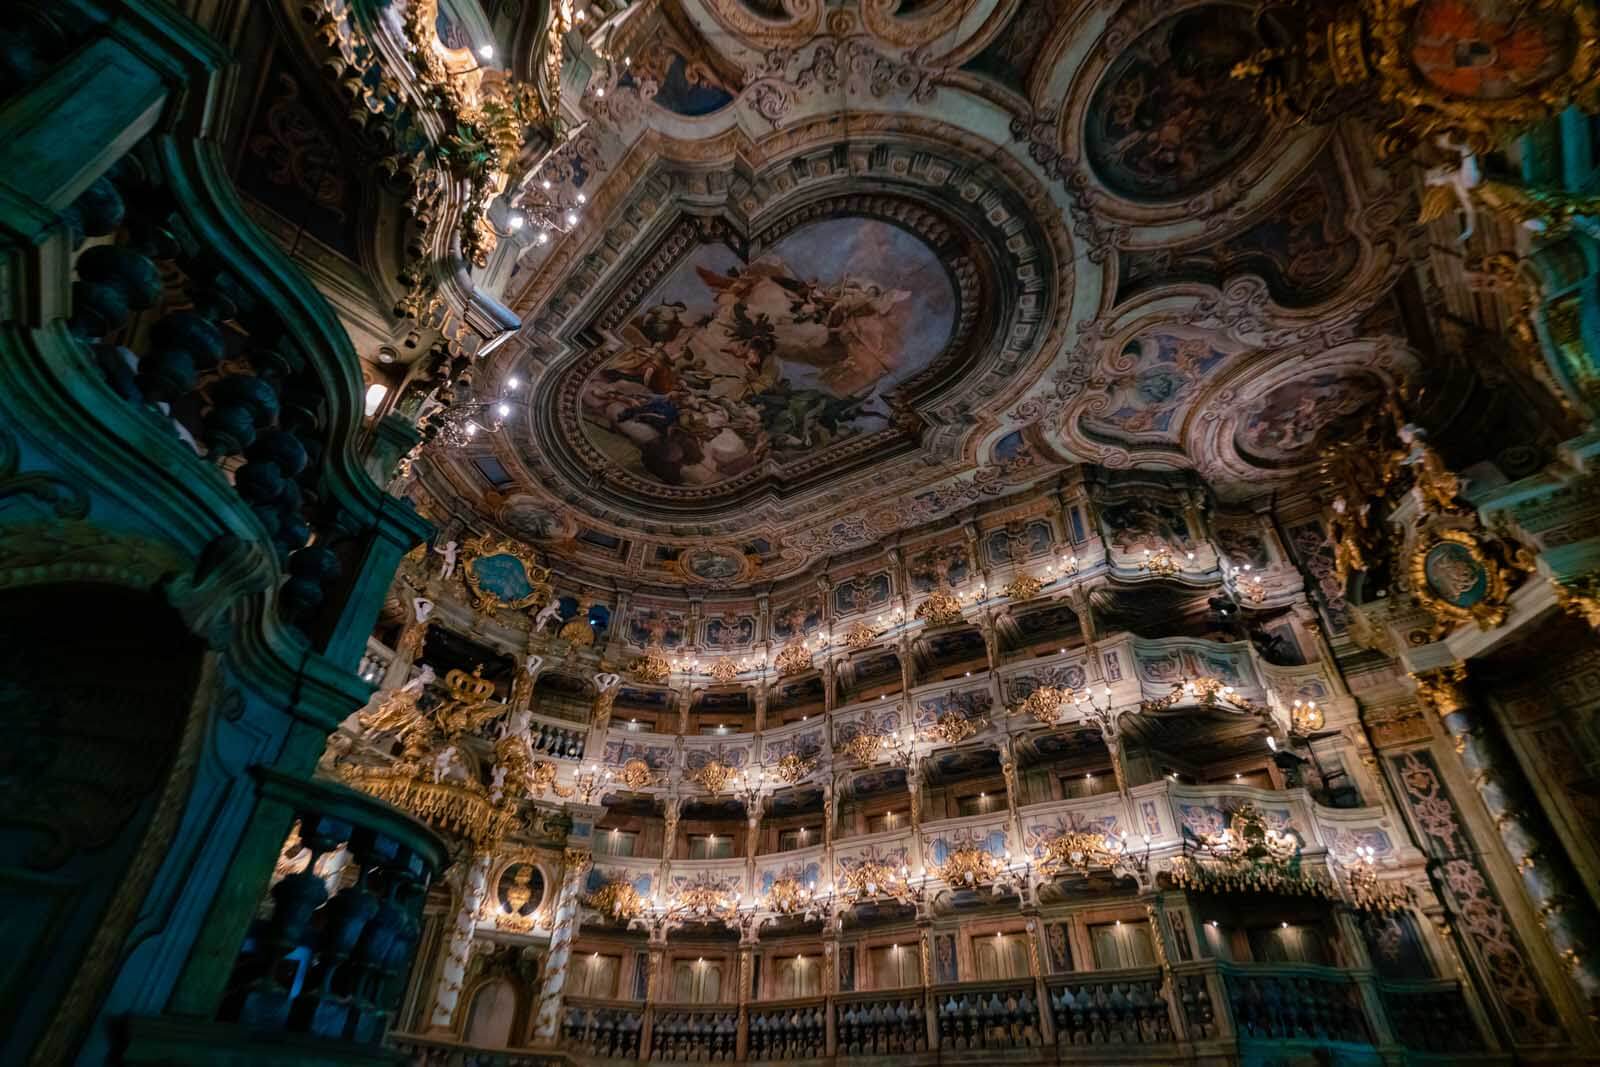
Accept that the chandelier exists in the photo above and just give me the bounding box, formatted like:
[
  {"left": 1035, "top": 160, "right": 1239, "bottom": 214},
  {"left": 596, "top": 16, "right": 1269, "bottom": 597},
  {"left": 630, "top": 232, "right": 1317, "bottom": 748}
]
[
  {"left": 1290, "top": 698, "right": 1325, "bottom": 734},
  {"left": 1137, "top": 547, "right": 1193, "bottom": 578},
  {"left": 1342, "top": 846, "right": 1412, "bottom": 913},
  {"left": 418, "top": 398, "right": 507, "bottom": 452}
]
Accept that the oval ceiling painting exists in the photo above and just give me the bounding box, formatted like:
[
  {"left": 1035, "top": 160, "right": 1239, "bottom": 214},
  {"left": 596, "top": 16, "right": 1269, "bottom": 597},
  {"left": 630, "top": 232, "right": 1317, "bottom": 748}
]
[
  {"left": 1408, "top": 0, "right": 1576, "bottom": 101},
  {"left": 1232, "top": 371, "right": 1385, "bottom": 467},
  {"left": 577, "top": 218, "right": 956, "bottom": 488},
  {"left": 1084, "top": 5, "right": 1268, "bottom": 201}
]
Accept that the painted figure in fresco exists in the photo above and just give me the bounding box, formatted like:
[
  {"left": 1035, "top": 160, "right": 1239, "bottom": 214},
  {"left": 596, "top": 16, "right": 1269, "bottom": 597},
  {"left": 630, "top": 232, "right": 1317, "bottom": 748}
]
[
  {"left": 434, "top": 539, "right": 459, "bottom": 580},
  {"left": 579, "top": 219, "right": 953, "bottom": 487}
]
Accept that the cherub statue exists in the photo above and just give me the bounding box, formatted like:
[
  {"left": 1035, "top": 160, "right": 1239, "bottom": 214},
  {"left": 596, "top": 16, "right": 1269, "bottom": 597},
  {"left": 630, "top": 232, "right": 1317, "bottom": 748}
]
[
  {"left": 489, "top": 764, "right": 509, "bottom": 803},
  {"left": 532, "top": 597, "right": 563, "bottom": 633},
  {"left": 434, "top": 539, "right": 459, "bottom": 580},
  {"left": 1418, "top": 142, "right": 1482, "bottom": 242}
]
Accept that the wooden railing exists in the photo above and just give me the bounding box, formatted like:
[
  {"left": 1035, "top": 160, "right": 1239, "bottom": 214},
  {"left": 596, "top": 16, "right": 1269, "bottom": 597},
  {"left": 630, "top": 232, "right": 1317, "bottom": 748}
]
[{"left": 391, "top": 964, "right": 1504, "bottom": 1065}]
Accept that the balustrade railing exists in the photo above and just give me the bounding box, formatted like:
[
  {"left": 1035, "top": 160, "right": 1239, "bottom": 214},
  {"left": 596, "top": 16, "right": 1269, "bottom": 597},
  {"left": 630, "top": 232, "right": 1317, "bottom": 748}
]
[
  {"left": 218, "top": 770, "right": 446, "bottom": 1045},
  {"left": 1046, "top": 967, "right": 1171, "bottom": 1046},
  {"left": 833, "top": 990, "right": 927, "bottom": 1056},
  {"left": 395, "top": 963, "right": 1499, "bottom": 1064},
  {"left": 560, "top": 997, "right": 644, "bottom": 1060},
  {"left": 530, "top": 714, "right": 587, "bottom": 759},
  {"left": 933, "top": 979, "right": 1042, "bottom": 1050},
  {"left": 394, "top": 1031, "right": 569, "bottom": 1065},
  {"left": 648, "top": 1004, "right": 740, "bottom": 1062},
  {"left": 1378, "top": 977, "right": 1485, "bottom": 1054},
  {"left": 746, "top": 997, "right": 826, "bottom": 1061},
  {"left": 1220, "top": 962, "right": 1370, "bottom": 1044}
]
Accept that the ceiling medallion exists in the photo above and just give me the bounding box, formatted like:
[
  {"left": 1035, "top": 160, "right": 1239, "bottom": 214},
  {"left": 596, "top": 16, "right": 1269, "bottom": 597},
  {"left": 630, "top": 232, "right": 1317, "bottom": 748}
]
[
  {"left": 585, "top": 878, "right": 646, "bottom": 923},
  {"left": 925, "top": 710, "right": 989, "bottom": 746},
  {"left": 631, "top": 647, "right": 672, "bottom": 684},
  {"left": 773, "top": 751, "right": 820, "bottom": 785},
  {"left": 1003, "top": 575, "right": 1044, "bottom": 602},
  {"left": 615, "top": 758, "right": 657, "bottom": 791},
  {"left": 775, "top": 640, "right": 813, "bottom": 677},
  {"left": 1234, "top": 0, "right": 1600, "bottom": 156},
  {"left": 707, "top": 658, "right": 740, "bottom": 685},
  {"left": 915, "top": 588, "right": 964, "bottom": 626},
  {"left": 689, "top": 758, "right": 740, "bottom": 795}
]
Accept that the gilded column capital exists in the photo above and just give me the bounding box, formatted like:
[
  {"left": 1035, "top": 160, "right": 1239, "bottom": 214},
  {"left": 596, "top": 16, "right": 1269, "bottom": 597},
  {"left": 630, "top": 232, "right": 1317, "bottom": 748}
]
[
  {"left": 1409, "top": 665, "right": 1469, "bottom": 717},
  {"left": 561, "top": 847, "right": 592, "bottom": 881}
]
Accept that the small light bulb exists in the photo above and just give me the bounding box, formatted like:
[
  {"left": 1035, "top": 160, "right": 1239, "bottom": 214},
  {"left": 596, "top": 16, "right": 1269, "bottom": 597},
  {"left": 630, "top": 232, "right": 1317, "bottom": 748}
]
[
  {"left": 497, "top": 403, "right": 510, "bottom": 418},
  {"left": 566, "top": 211, "right": 579, "bottom": 226},
  {"left": 577, "top": 192, "right": 588, "bottom": 205},
  {"left": 507, "top": 376, "right": 521, "bottom": 390},
  {"left": 541, "top": 179, "right": 552, "bottom": 190},
  {"left": 509, "top": 212, "right": 525, "bottom": 230},
  {"left": 478, "top": 44, "right": 494, "bottom": 59},
  {"left": 537, "top": 231, "right": 550, "bottom": 245},
  {"left": 596, "top": 87, "right": 606, "bottom": 97}
]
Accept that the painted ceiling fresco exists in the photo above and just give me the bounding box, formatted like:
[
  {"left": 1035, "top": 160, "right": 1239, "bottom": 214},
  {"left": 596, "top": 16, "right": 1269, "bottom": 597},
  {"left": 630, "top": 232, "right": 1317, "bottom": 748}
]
[
  {"left": 576, "top": 218, "right": 955, "bottom": 488},
  {"left": 411, "top": 0, "right": 1416, "bottom": 596}
]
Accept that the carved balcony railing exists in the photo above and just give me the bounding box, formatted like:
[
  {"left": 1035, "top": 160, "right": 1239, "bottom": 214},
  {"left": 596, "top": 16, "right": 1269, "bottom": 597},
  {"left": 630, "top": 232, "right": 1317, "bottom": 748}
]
[
  {"left": 529, "top": 713, "right": 588, "bottom": 759},
  {"left": 833, "top": 990, "right": 928, "bottom": 1056},
  {"left": 216, "top": 770, "right": 446, "bottom": 1045},
  {"left": 1378, "top": 977, "right": 1486, "bottom": 1055},
  {"left": 746, "top": 997, "right": 827, "bottom": 1061},
  {"left": 1045, "top": 968, "right": 1172, "bottom": 1046},
  {"left": 1219, "top": 963, "right": 1371, "bottom": 1045},
  {"left": 647, "top": 1004, "right": 739, "bottom": 1062},
  {"left": 560, "top": 997, "right": 644, "bottom": 1060},
  {"left": 933, "top": 979, "right": 1043, "bottom": 1051}
]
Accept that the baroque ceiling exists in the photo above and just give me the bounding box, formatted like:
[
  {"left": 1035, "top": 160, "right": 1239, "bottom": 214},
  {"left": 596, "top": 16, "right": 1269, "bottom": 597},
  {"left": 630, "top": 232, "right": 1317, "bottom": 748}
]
[{"left": 411, "top": 0, "right": 1432, "bottom": 593}]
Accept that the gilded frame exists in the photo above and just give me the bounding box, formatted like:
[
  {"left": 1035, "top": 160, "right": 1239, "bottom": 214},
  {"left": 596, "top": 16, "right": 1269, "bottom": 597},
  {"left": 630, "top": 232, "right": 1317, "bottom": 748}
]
[
  {"left": 461, "top": 533, "right": 553, "bottom": 613},
  {"left": 1409, "top": 527, "right": 1510, "bottom": 635}
]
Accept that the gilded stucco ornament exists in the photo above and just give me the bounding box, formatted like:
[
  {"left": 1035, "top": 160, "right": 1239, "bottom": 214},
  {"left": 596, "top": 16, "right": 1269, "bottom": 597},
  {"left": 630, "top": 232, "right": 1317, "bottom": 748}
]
[
  {"left": 460, "top": 534, "right": 554, "bottom": 613},
  {"left": 689, "top": 758, "right": 739, "bottom": 795},
  {"left": 1003, "top": 575, "right": 1044, "bottom": 602},
  {"left": 630, "top": 647, "right": 671, "bottom": 684},
  {"left": 924, "top": 710, "right": 989, "bottom": 746},
  {"left": 773, "top": 751, "right": 821, "bottom": 785},
  {"left": 1235, "top": 0, "right": 1600, "bottom": 156},
  {"left": 615, "top": 758, "right": 657, "bottom": 790},
  {"left": 934, "top": 846, "right": 1004, "bottom": 890},
  {"left": 1408, "top": 527, "right": 1522, "bottom": 635},
  {"left": 915, "top": 588, "right": 963, "bottom": 626},
  {"left": 586, "top": 878, "right": 646, "bottom": 922},
  {"left": 1554, "top": 573, "right": 1600, "bottom": 630},
  {"left": 774, "top": 640, "right": 813, "bottom": 677}
]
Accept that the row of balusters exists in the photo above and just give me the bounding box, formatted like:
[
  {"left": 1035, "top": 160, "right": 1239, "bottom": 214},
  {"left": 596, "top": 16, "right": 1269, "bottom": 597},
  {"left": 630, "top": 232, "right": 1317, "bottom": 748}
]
[
  {"left": 67, "top": 147, "right": 351, "bottom": 630},
  {"left": 554, "top": 976, "right": 1478, "bottom": 1062},
  {"left": 1224, "top": 971, "right": 1370, "bottom": 1044}
]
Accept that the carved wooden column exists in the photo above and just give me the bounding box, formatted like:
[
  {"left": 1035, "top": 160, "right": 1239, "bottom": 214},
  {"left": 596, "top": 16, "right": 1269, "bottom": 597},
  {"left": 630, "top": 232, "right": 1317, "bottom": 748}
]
[
  {"left": 753, "top": 683, "right": 767, "bottom": 734},
  {"left": 999, "top": 735, "right": 1025, "bottom": 856},
  {"left": 532, "top": 846, "right": 593, "bottom": 1041},
  {"left": 736, "top": 925, "right": 757, "bottom": 1060},
  {"left": 425, "top": 849, "right": 492, "bottom": 1034},
  {"left": 1413, "top": 663, "right": 1600, "bottom": 1019}
]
